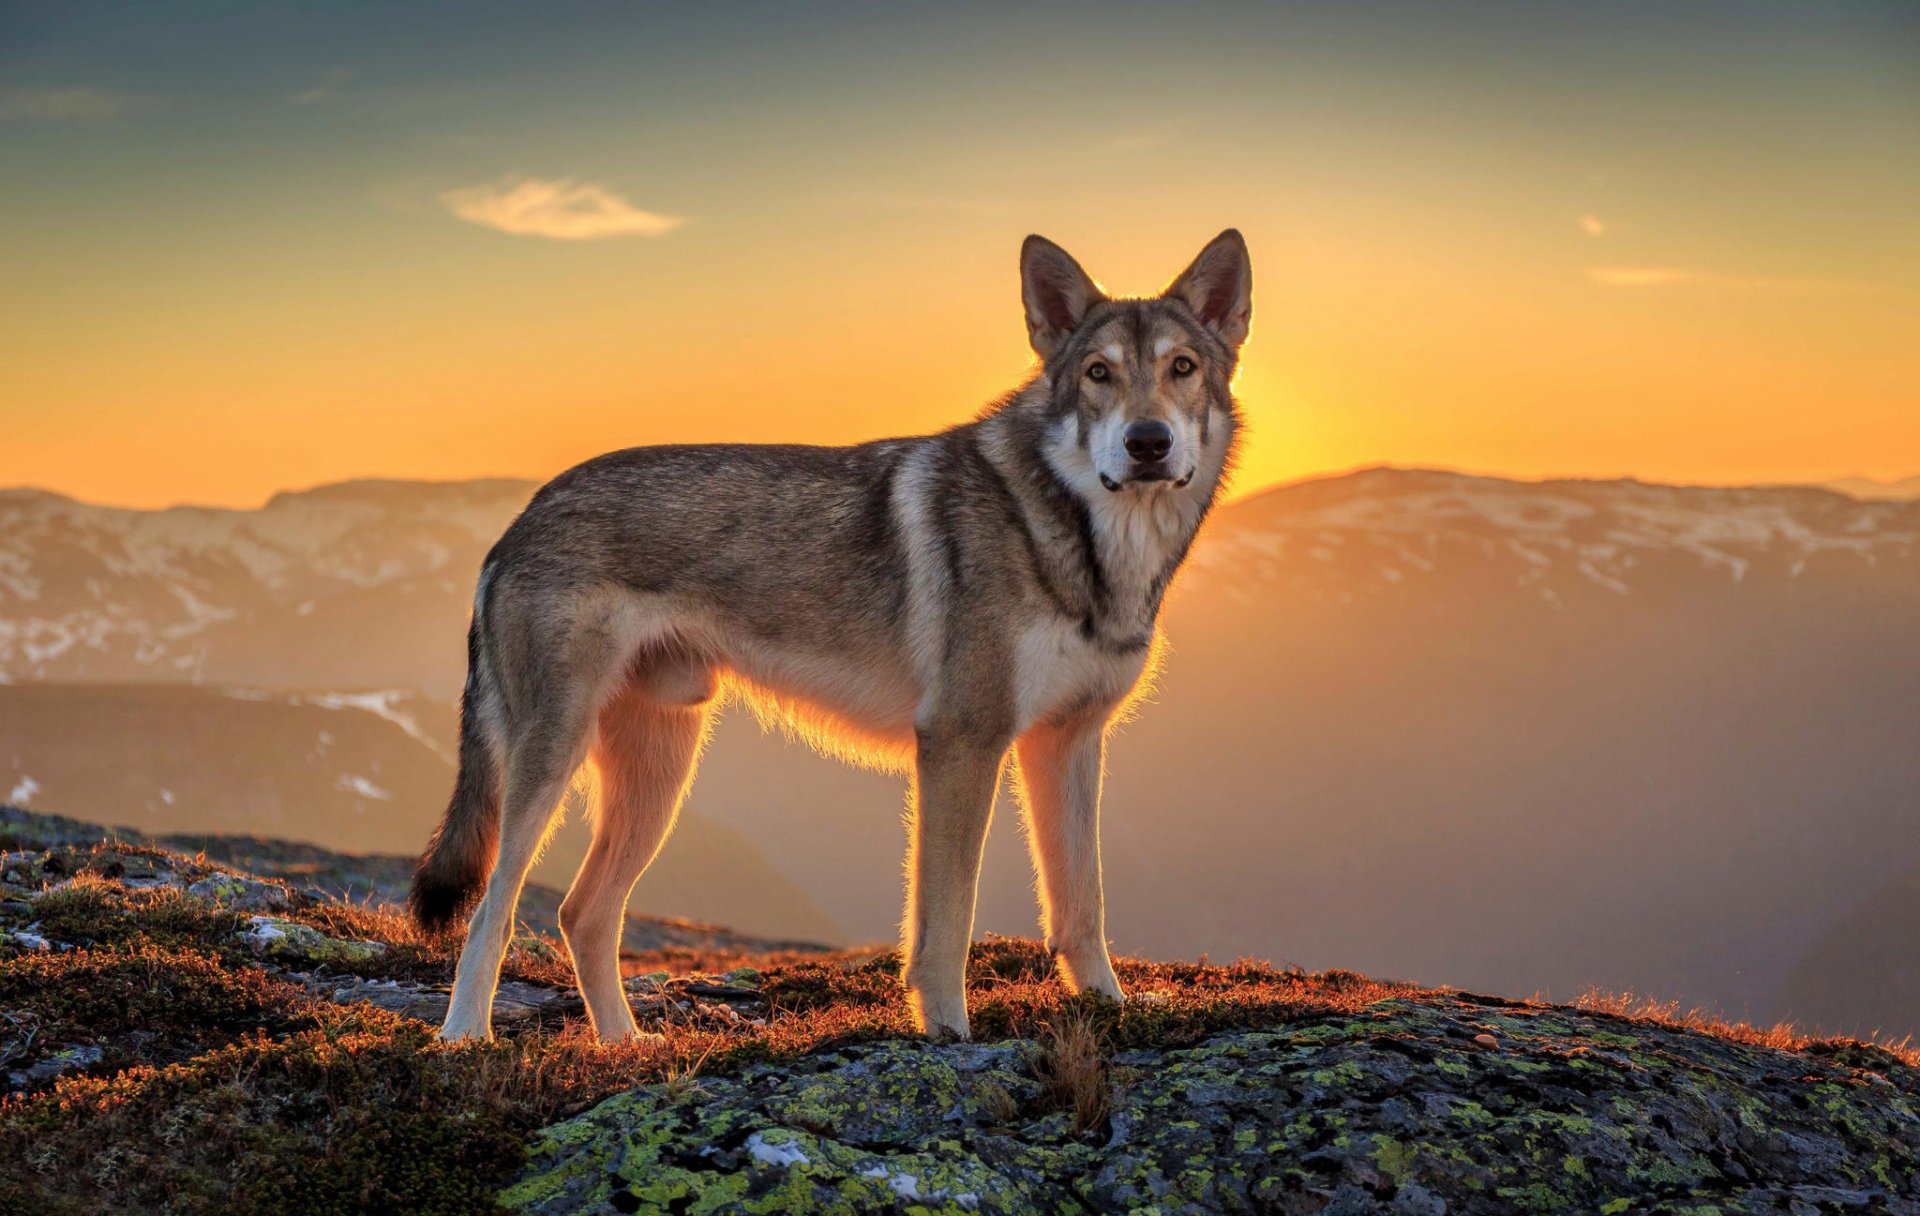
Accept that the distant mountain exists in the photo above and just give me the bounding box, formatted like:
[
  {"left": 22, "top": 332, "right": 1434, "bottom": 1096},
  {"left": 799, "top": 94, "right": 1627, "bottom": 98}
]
[
  {"left": 0, "top": 479, "right": 535, "bottom": 695},
  {"left": 0, "top": 681, "right": 841, "bottom": 944},
  {"left": 1825, "top": 473, "right": 1920, "bottom": 501},
  {"left": 1778, "top": 865, "right": 1920, "bottom": 1042},
  {"left": 1084, "top": 468, "right": 1920, "bottom": 1037},
  {"left": 3, "top": 468, "right": 1918, "bottom": 1038}
]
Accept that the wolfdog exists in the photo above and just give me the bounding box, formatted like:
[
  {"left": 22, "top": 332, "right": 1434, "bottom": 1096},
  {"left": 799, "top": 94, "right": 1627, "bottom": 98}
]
[{"left": 410, "top": 230, "right": 1252, "bottom": 1042}]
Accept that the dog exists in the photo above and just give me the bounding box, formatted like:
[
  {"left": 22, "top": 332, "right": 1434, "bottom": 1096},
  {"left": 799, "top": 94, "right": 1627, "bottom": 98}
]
[{"left": 410, "top": 229, "right": 1252, "bottom": 1042}]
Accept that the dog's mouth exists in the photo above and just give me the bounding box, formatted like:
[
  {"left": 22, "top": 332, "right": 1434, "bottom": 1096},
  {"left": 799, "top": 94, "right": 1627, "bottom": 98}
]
[{"left": 1100, "top": 466, "right": 1195, "bottom": 493}]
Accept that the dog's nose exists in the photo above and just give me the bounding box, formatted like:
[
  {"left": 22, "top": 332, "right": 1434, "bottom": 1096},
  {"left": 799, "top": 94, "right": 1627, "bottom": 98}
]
[{"left": 1123, "top": 419, "right": 1173, "bottom": 463}]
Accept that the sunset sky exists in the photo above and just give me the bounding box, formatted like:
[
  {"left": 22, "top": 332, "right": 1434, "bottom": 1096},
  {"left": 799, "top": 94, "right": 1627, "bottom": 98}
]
[{"left": 3, "top": 1, "right": 1915, "bottom": 509}]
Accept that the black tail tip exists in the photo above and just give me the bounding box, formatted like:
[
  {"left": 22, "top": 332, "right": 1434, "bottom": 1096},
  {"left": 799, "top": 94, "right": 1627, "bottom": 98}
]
[{"left": 408, "top": 872, "right": 478, "bottom": 935}]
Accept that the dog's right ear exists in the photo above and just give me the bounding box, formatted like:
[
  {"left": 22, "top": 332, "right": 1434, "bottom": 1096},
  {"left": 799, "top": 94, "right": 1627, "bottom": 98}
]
[{"left": 1021, "top": 235, "right": 1105, "bottom": 360}]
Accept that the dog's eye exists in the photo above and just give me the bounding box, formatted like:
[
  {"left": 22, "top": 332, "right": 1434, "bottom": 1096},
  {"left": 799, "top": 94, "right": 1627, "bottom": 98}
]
[
  {"left": 1171, "top": 355, "right": 1196, "bottom": 377},
  {"left": 1086, "top": 363, "right": 1109, "bottom": 382}
]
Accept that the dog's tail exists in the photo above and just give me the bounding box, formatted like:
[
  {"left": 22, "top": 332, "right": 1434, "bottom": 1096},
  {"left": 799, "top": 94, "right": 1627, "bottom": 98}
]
[{"left": 409, "top": 577, "right": 504, "bottom": 933}]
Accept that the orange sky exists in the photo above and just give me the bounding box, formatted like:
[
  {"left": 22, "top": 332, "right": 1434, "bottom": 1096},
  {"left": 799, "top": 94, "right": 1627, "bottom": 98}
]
[{"left": 3, "top": 3, "right": 1915, "bottom": 508}]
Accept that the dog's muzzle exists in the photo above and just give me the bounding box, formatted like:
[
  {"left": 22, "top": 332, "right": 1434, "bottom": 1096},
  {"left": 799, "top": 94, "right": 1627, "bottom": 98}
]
[{"left": 1100, "top": 419, "right": 1193, "bottom": 491}]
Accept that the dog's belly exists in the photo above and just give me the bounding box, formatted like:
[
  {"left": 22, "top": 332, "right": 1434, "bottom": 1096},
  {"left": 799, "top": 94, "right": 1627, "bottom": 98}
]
[
  {"left": 1014, "top": 617, "right": 1154, "bottom": 733},
  {"left": 721, "top": 640, "right": 920, "bottom": 771}
]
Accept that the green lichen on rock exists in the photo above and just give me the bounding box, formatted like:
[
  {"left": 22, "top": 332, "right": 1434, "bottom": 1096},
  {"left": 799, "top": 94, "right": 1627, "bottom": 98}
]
[
  {"left": 187, "top": 871, "right": 298, "bottom": 913},
  {"left": 505, "top": 995, "right": 1920, "bottom": 1215},
  {"left": 240, "top": 914, "right": 387, "bottom": 965},
  {"left": 503, "top": 1040, "right": 1093, "bottom": 1215}
]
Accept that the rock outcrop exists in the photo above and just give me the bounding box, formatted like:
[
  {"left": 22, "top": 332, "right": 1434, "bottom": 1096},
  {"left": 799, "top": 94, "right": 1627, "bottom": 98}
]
[{"left": 505, "top": 996, "right": 1920, "bottom": 1215}]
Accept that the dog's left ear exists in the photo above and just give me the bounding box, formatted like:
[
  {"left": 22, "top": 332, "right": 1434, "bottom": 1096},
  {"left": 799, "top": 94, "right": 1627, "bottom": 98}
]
[
  {"left": 1165, "top": 229, "right": 1252, "bottom": 351},
  {"left": 1021, "top": 235, "right": 1106, "bottom": 360}
]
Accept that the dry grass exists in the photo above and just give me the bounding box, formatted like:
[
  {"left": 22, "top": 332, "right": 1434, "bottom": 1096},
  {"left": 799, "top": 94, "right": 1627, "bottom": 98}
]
[
  {"left": 1034, "top": 1005, "right": 1114, "bottom": 1137},
  {"left": 1573, "top": 986, "right": 1919, "bottom": 1069}
]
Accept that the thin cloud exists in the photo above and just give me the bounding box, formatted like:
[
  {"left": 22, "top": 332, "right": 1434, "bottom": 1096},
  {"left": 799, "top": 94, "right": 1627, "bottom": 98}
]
[
  {"left": 0, "top": 87, "right": 145, "bottom": 122},
  {"left": 441, "top": 177, "right": 685, "bottom": 241},
  {"left": 291, "top": 68, "right": 354, "bottom": 106},
  {"left": 1577, "top": 214, "right": 1607, "bottom": 237},
  {"left": 1588, "top": 265, "right": 1862, "bottom": 291}
]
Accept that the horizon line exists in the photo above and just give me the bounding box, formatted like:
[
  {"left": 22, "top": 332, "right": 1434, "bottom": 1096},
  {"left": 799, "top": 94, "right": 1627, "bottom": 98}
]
[{"left": 5, "top": 462, "right": 1916, "bottom": 515}]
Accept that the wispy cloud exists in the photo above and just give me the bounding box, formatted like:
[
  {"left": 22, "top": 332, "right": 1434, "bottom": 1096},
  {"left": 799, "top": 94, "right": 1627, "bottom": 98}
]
[
  {"left": 290, "top": 68, "right": 354, "bottom": 106},
  {"left": 1587, "top": 265, "right": 1862, "bottom": 291},
  {"left": 0, "top": 87, "right": 145, "bottom": 122},
  {"left": 1576, "top": 214, "right": 1608, "bottom": 237},
  {"left": 441, "top": 177, "right": 685, "bottom": 241}
]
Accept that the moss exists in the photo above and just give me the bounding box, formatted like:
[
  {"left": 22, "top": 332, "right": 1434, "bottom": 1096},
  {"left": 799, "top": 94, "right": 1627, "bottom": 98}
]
[
  {"left": 0, "top": 1020, "right": 644, "bottom": 1216},
  {"left": 29, "top": 875, "right": 246, "bottom": 955},
  {"left": 0, "top": 945, "right": 319, "bottom": 1074}
]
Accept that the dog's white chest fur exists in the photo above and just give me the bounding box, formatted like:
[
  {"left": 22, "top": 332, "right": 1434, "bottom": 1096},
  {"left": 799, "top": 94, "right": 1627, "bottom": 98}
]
[
  {"left": 1013, "top": 616, "right": 1153, "bottom": 732},
  {"left": 1010, "top": 476, "right": 1204, "bottom": 732}
]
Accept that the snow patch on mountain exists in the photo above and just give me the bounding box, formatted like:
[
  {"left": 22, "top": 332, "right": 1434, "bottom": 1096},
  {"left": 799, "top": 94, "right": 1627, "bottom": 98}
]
[
  {"left": 1192, "top": 468, "right": 1920, "bottom": 603},
  {"left": 334, "top": 774, "right": 393, "bottom": 801},
  {"left": 0, "top": 479, "right": 534, "bottom": 683}
]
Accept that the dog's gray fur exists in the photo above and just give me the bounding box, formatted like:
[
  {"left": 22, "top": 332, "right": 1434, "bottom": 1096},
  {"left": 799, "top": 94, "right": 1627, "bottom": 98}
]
[{"left": 412, "top": 230, "right": 1252, "bottom": 1041}]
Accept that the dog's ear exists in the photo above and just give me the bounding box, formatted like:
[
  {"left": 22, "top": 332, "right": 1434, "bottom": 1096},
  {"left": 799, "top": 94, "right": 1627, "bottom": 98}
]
[
  {"left": 1021, "top": 235, "right": 1105, "bottom": 359},
  {"left": 1165, "top": 229, "right": 1252, "bottom": 350}
]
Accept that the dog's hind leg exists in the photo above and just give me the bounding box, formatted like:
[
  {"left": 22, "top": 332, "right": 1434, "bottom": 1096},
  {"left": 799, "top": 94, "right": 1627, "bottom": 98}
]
[
  {"left": 562, "top": 665, "right": 714, "bottom": 1041},
  {"left": 1014, "top": 713, "right": 1124, "bottom": 1002},
  {"left": 439, "top": 715, "right": 587, "bottom": 1041}
]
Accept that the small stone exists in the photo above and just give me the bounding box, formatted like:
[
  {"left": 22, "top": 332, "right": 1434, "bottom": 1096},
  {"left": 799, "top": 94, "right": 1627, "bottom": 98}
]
[
  {"left": 14, "top": 1045, "right": 105, "bottom": 1085},
  {"left": 188, "top": 874, "right": 295, "bottom": 913},
  {"left": 240, "top": 915, "right": 385, "bottom": 965}
]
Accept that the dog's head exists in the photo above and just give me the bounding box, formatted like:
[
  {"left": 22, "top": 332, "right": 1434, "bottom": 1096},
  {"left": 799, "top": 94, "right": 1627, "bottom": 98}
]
[{"left": 1022, "top": 230, "right": 1250, "bottom": 496}]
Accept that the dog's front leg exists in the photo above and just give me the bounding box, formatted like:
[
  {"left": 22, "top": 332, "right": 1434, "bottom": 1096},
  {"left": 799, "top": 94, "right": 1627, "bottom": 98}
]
[
  {"left": 902, "top": 731, "right": 1006, "bottom": 1040},
  {"left": 1015, "top": 713, "right": 1125, "bottom": 1002}
]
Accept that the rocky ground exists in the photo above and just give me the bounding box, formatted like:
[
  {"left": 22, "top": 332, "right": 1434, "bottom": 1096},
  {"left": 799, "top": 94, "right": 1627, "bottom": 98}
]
[
  {"left": 0, "top": 804, "right": 829, "bottom": 956},
  {"left": 0, "top": 806, "right": 1914, "bottom": 1215},
  {"left": 506, "top": 1003, "right": 1920, "bottom": 1216}
]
